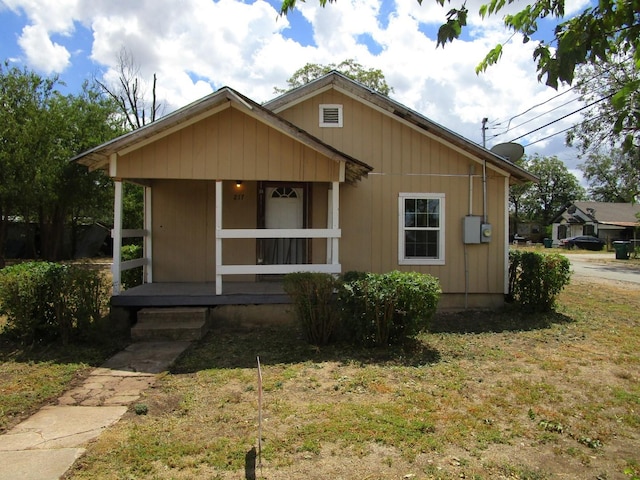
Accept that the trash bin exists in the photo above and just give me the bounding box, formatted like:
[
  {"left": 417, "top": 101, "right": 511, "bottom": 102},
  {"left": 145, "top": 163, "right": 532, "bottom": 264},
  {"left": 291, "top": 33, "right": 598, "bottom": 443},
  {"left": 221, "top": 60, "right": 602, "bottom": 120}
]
[
  {"left": 613, "top": 241, "right": 631, "bottom": 260},
  {"left": 543, "top": 238, "right": 552, "bottom": 248}
]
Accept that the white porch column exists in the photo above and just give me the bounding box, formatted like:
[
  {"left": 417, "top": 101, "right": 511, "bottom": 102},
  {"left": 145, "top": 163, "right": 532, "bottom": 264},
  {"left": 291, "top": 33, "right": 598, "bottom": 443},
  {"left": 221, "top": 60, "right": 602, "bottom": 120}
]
[
  {"left": 215, "top": 180, "right": 223, "bottom": 295},
  {"left": 112, "top": 179, "right": 123, "bottom": 295},
  {"left": 331, "top": 181, "right": 339, "bottom": 266},
  {"left": 143, "top": 185, "right": 153, "bottom": 284}
]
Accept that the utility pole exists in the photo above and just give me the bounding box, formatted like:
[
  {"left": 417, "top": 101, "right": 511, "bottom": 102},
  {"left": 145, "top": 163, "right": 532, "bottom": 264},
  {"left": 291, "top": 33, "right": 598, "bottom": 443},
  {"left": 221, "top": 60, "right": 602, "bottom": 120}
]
[{"left": 482, "top": 117, "right": 488, "bottom": 148}]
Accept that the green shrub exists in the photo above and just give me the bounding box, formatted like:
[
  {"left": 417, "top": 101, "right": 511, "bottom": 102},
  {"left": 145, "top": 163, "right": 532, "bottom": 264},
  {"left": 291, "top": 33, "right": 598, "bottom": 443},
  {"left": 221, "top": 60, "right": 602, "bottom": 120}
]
[
  {"left": 121, "top": 244, "right": 143, "bottom": 289},
  {"left": 283, "top": 272, "right": 341, "bottom": 346},
  {"left": 66, "top": 267, "right": 110, "bottom": 332},
  {"left": 339, "top": 271, "right": 441, "bottom": 347},
  {"left": 0, "top": 262, "right": 110, "bottom": 345},
  {"left": 508, "top": 250, "right": 571, "bottom": 312}
]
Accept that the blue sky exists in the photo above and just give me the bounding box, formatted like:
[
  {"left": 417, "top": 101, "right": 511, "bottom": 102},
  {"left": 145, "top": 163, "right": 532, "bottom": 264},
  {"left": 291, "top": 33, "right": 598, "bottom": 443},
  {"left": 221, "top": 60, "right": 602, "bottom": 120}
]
[{"left": 0, "top": 0, "right": 594, "bottom": 174}]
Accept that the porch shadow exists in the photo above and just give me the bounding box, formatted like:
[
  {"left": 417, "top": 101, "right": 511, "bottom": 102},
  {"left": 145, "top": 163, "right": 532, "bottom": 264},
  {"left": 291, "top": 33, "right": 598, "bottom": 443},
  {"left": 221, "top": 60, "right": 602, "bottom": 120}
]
[
  {"left": 169, "top": 306, "right": 575, "bottom": 374},
  {"left": 169, "top": 323, "right": 441, "bottom": 374},
  {"left": 430, "top": 308, "right": 574, "bottom": 334}
]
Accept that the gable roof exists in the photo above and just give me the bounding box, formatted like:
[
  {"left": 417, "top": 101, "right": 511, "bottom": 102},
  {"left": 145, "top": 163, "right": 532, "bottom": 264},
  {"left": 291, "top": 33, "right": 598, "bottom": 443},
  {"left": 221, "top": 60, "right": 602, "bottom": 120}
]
[
  {"left": 554, "top": 201, "right": 640, "bottom": 227},
  {"left": 265, "top": 71, "right": 538, "bottom": 184},
  {"left": 73, "top": 86, "right": 372, "bottom": 184}
]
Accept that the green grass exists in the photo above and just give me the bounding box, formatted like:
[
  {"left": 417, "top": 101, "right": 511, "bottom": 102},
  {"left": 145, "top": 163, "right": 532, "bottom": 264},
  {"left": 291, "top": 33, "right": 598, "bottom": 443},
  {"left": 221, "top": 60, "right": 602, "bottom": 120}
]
[
  {"left": 0, "top": 323, "right": 128, "bottom": 432},
  {"left": 2, "top": 279, "right": 640, "bottom": 479}
]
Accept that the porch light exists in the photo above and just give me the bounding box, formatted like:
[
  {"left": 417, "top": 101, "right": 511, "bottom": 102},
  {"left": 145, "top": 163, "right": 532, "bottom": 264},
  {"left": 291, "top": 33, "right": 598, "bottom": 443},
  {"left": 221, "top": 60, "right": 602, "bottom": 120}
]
[{"left": 236, "top": 180, "right": 243, "bottom": 188}]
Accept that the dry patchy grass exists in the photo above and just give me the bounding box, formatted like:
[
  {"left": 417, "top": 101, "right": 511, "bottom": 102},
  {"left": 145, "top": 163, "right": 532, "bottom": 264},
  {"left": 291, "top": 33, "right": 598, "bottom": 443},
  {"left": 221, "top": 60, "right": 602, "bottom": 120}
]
[
  {"left": 0, "top": 321, "right": 128, "bottom": 433},
  {"left": 65, "top": 280, "right": 640, "bottom": 480}
]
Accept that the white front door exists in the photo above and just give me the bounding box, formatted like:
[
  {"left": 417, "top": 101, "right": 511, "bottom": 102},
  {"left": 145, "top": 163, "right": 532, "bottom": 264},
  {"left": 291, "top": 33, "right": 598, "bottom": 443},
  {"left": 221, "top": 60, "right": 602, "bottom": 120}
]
[{"left": 264, "top": 186, "right": 305, "bottom": 264}]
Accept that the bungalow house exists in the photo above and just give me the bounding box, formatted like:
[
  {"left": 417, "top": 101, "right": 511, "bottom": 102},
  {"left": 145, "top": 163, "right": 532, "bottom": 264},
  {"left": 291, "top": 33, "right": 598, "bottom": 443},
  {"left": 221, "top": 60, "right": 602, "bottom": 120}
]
[
  {"left": 551, "top": 201, "right": 640, "bottom": 247},
  {"left": 74, "top": 72, "right": 536, "bottom": 316}
]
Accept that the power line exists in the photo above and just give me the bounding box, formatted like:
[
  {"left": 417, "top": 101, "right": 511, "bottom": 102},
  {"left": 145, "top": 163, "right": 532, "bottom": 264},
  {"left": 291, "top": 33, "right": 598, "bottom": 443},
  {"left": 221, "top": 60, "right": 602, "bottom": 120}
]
[
  {"left": 507, "top": 93, "right": 615, "bottom": 143},
  {"left": 493, "top": 87, "right": 578, "bottom": 131},
  {"left": 522, "top": 113, "right": 608, "bottom": 147},
  {"left": 490, "top": 56, "right": 633, "bottom": 134},
  {"left": 522, "top": 125, "right": 575, "bottom": 147},
  {"left": 500, "top": 95, "right": 581, "bottom": 135}
]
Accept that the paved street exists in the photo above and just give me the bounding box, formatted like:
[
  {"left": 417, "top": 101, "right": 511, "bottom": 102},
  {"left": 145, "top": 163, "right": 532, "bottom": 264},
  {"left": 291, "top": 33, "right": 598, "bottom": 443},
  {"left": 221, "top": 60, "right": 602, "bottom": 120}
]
[{"left": 563, "top": 252, "right": 640, "bottom": 287}]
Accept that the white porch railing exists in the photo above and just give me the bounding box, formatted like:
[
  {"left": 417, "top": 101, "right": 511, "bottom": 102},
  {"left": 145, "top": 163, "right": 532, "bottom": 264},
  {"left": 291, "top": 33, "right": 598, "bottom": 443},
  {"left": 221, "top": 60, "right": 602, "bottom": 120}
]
[
  {"left": 111, "top": 180, "right": 340, "bottom": 296},
  {"left": 112, "top": 181, "right": 152, "bottom": 295},
  {"left": 215, "top": 180, "right": 341, "bottom": 295}
]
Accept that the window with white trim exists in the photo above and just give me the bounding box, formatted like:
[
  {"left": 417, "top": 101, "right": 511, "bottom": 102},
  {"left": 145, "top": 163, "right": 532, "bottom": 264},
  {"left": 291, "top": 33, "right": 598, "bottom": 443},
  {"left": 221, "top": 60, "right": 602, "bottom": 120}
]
[
  {"left": 398, "top": 193, "right": 445, "bottom": 265},
  {"left": 319, "top": 104, "right": 343, "bottom": 127}
]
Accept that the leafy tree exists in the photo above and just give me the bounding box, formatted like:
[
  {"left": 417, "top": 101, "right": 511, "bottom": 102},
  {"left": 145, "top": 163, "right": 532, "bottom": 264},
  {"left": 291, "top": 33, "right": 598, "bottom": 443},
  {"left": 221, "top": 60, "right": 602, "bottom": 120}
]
[
  {"left": 0, "top": 63, "right": 121, "bottom": 264},
  {"left": 567, "top": 56, "right": 639, "bottom": 153},
  {"left": 510, "top": 154, "right": 585, "bottom": 226},
  {"left": 579, "top": 148, "right": 640, "bottom": 203},
  {"left": 508, "top": 158, "right": 531, "bottom": 235},
  {"left": 274, "top": 59, "right": 393, "bottom": 95},
  {"left": 0, "top": 64, "right": 51, "bottom": 266}
]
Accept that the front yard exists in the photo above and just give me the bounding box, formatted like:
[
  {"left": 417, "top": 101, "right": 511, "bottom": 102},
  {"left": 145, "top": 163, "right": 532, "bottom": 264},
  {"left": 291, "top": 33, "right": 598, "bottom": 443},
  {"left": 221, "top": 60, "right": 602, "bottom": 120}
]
[
  {"left": 60, "top": 278, "right": 640, "bottom": 480},
  {"left": 2, "top": 274, "right": 639, "bottom": 479}
]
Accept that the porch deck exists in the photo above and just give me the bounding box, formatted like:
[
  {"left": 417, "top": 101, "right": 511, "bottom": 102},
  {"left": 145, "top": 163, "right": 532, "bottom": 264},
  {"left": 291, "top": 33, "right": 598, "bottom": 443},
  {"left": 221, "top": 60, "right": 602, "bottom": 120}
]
[{"left": 111, "top": 281, "right": 290, "bottom": 308}]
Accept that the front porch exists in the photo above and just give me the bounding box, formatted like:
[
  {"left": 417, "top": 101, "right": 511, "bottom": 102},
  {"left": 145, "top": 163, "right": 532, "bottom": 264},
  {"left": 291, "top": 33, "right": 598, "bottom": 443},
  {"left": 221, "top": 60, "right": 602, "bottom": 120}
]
[{"left": 111, "top": 281, "right": 290, "bottom": 308}]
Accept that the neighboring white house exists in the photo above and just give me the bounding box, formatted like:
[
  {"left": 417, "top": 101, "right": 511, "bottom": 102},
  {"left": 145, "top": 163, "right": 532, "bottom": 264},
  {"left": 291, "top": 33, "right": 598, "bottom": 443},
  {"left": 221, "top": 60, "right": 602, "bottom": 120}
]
[{"left": 551, "top": 201, "right": 640, "bottom": 246}]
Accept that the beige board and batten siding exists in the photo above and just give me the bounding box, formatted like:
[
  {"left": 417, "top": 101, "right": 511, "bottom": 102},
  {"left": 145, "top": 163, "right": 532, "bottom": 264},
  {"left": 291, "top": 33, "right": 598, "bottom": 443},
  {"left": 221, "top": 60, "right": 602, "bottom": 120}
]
[
  {"left": 115, "top": 105, "right": 343, "bottom": 283},
  {"left": 151, "top": 179, "right": 334, "bottom": 282},
  {"left": 151, "top": 179, "right": 260, "bottom": 282},
  {"left": 113, "top": 106, "right": 342, "bottom": 182},
  {"left": 277, "top": 89, "right": 507, "bottom": 301}
]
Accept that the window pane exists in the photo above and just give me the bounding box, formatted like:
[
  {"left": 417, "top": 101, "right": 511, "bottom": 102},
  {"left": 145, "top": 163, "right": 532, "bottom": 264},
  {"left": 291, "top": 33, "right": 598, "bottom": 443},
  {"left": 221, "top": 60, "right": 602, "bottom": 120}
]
[
  {"left": 406, "top": 198, "right": 440, "bottom": 227},
  {"left": 404, "top": 199, "right": 416, "bottom": 227},
  {"left": 405, "top": 230, "right": 438, "bottom": 258},
  {"left": 427, "top": 199, "right": 439, "bottom": 227},
  {"left": 416, "top": 199, "right": 428, "bottom": 227}
]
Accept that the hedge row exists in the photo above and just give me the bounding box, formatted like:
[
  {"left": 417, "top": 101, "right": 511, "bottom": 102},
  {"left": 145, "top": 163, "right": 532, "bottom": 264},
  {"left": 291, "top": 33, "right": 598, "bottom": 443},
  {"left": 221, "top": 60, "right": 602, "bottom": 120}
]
[
  {"left": 285, "top": 252, "right": 571, "bottom": 347},
  {"left": 284, "top": 270, "right": 441, "bottom": 347},
  {"left": 0, "top": 262, "right": 109, "bottom": 345}
]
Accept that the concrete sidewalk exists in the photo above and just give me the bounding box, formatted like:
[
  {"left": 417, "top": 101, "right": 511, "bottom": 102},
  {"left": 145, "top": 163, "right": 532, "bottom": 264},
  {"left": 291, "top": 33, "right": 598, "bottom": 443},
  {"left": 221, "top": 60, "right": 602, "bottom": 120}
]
[{"left": 0, "top": 341, "right": 191, "bottom": 480}]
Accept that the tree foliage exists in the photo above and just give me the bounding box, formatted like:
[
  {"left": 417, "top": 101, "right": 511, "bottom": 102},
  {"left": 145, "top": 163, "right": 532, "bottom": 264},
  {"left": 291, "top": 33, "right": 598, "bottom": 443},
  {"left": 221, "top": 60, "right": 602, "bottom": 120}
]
[
  {"left": 437, "top": 0, "right": 639, "bottom": 89},
  {"left": 274, "top": 59, "right": 393, "bottom": 95},
  {"left": 509, "top": 154, "right": 585, "bottom": 226},
  {"left": 567, "top": 56, "right": 639, "bottom": 153},
  {"left": 0, "top": 63, "right": 122, "bottom": 264},
  {"left": 579, "top": 148, "right": 640, "bottom": 203}
]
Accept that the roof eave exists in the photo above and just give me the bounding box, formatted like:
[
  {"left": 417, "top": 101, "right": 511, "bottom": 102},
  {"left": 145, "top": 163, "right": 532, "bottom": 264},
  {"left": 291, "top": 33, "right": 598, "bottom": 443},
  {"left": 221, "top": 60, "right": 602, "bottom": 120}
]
[{"left": 72, "top": 85, "right": 373, "bottom": 183}]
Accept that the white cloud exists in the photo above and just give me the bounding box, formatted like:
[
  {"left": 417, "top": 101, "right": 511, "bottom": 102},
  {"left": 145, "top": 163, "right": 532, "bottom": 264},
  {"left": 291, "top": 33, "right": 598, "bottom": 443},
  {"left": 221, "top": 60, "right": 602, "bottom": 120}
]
[
  {"left": 3, "top": 0, "right": 586, "bottom": 166},
  {"left": 17, "top": 24, "right": 70, "bottom": 73},
  {"left": 3, "top": 0, "right": 78, "bottom": 32}
]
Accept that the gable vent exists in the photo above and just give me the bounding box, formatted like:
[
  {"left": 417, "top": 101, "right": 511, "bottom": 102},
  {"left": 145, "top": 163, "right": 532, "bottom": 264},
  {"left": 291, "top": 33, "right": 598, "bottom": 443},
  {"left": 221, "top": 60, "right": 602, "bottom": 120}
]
[{"left": 319, "top": 104, "right": 343, "bottom": 127}]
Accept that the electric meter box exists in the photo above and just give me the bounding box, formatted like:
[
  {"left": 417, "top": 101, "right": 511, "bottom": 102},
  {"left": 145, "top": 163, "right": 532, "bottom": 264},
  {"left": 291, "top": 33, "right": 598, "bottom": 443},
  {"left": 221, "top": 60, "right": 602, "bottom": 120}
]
[
  {"left": 463, "top": 216, "right": 482, "bottom": 244},
  {"left": 481, "top": 223, "right": 492, "bottom": 243}
]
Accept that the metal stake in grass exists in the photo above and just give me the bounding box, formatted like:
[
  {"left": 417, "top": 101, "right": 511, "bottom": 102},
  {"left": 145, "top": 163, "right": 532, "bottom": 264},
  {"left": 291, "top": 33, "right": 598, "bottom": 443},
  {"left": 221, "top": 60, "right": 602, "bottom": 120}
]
[{"left": 257, "top": 355, "right": 263, "bottom": 468}]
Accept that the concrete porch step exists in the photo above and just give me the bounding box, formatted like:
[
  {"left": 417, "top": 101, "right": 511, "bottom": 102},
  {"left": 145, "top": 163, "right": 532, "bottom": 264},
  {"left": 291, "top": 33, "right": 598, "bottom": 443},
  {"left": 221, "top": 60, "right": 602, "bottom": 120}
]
[{"left": 132, "top": 307, "right": 210, "bottom": 341}]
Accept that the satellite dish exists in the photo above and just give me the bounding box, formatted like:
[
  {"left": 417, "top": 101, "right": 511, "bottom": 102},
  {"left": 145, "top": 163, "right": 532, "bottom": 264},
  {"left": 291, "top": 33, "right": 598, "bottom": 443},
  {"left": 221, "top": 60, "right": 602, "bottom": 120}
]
[
  {"left": 490, "top": 142, "right": 525, "bottom": 162},
  {"left": 567, "top": 205, "right": 577, "bottom": 214}
]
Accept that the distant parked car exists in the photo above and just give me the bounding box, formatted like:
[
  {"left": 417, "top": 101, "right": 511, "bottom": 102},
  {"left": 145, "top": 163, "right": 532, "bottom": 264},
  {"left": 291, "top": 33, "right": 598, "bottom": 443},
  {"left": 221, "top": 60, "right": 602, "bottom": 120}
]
[{"left": 559, "top": 235, "right": 605, "bottom": 251}]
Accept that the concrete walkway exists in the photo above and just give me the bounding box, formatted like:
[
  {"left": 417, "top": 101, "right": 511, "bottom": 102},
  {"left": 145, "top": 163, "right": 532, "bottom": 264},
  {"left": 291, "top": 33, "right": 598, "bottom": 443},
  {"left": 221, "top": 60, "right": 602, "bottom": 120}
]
[{"left": 0, "top": 341, "right": 191, "bottom": 480}]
